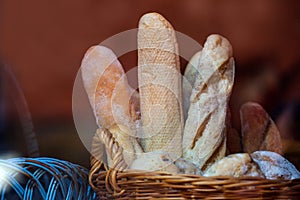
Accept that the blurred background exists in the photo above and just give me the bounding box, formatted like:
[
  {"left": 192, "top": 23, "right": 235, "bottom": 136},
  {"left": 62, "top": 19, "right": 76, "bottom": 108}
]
[{"left": 0, "top": 0, "right": 299, "bottom": 168}]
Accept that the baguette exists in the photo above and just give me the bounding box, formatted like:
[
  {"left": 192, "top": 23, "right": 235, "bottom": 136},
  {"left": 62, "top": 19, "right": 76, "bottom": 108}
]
[
  {"left": 240, "top": 102, "right": 283, "bottom": 155},
  {"left": 138, "top": 13, "right": 183, "bottom": 160},
  {"left": 183, "top": 34, "right": 234, "bottom": 170},
  {"left": 81, "top": 45, "right": 143, "bottom": 166},
  {"left": 183, "top": 51, "right": 202, "bottom": 121}
]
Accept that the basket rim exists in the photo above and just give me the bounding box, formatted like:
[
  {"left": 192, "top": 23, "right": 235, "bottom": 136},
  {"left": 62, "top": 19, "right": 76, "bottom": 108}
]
[
  {"left": 89, "top": 128, "right": 300, "bottom": 198},
  {"left": 89, "top": 160, "right": 300, "bottom": 198}
]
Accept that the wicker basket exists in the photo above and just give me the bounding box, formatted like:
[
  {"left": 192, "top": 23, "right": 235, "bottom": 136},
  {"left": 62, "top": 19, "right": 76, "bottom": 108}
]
[{"left": 89, "top": 129, "right": 300, "bottom": 199}]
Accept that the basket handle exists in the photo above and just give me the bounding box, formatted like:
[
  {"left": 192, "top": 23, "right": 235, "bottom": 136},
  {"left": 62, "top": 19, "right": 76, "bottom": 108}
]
[
  {"left": 91, "top": 128, "right": 128, "bottom": 171},
  {"left": 89, "top": 128, "right": 128, "bottom": 195}
]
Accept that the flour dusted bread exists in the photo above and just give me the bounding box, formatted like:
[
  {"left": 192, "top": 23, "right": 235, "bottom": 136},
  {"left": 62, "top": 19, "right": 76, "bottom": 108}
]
[
  {"left": 204, "top": 153, "right": 264, "bottom": 178},
  {"left": 183, "top": 34, "right": 235, "bottom": 170},
  {"left": 82, "top": 12, "right": 300, "bottom": 180},
  {"left": 130, "top": 151, "right": 179, "bottom": 174},
  {"left": 81, "top": 46, "right": 134, "bottom": 130},
  {"left": 81, "top": 45, "right": 142, "bottom": 166},
  {"left": 240, "top": 102, "right": 283, "bottom": 155},
  {"left": 182, "top": 51, "right": 202, "bottom": 120},
  {"left": 138, "top": 13, "right": 183, "bottom": 160},
  {"left": 251, "top": 151, "right": 300, "bottom": 180}
]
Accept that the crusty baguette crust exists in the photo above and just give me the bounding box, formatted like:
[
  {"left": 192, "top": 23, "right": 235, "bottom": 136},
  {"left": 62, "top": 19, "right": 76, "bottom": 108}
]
[
  {"left": 138, "top": 13, "right": 183, "bottom": 159},
  {"left": 240, "top": 102, "right": 283, "bottom": 155},
  {"left": 81, "top": 45, "right": 142, "bottom": 166},
  {"left": 81, "top": 45, "right": 117, "bottom": 121},
  {"left": 183, "top": 34, "right": 234, "bottom": 169}
]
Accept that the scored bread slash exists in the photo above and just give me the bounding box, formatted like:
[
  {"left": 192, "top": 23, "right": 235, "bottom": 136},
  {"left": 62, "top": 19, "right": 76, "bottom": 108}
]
[
  {"left": 240, "top": 102, "right": 283, "bottom": 155},
  {"left": 81, "top": 45, "right": 143, "bottom": 166},
  {"left": 183, "top": 34, "right": 235, "bottom": 170},
  {"left": 183, "top": 51, "right": 202, "bottom": 121},
  {"left": 138, "top": 12, "right": 183, "bottom": 160}
]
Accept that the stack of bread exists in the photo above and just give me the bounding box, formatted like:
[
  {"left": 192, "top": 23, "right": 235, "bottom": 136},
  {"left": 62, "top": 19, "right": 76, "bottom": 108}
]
[{"left": 81, "top": 12, "right": 300, "bottom": 180}]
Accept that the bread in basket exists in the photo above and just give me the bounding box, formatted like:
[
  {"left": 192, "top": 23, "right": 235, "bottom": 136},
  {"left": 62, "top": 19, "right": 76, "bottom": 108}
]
[{"left": 80, "top": 12, "right": 300, "bottom": 199}]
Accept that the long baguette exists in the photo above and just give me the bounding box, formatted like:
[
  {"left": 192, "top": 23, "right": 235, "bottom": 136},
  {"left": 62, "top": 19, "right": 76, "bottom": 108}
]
[
  {"left": 138, "top": 13, "right": 183, "bottom": 160},
  {"left": 183, "top": 34, "right": 234, "bottom": 170},
  {"left": 81, "top": 45, "right": 143, "bottom": 166}
]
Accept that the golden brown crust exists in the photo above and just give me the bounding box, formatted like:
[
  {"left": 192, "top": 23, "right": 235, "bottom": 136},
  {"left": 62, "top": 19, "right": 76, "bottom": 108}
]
[
  {"left": 81, "top": 45, "right": 143, "bottom": 166},
  {"left": 183, "top": 34, "right": 234, "bottom": 169},
  {"left": 240, "top": 102, "right": 283, "bottom": 155}
]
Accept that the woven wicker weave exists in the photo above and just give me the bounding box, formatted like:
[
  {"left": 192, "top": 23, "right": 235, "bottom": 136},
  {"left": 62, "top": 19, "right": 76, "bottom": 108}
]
[{"left": 89, "top": 129, "right": 300, "bottom": 199}]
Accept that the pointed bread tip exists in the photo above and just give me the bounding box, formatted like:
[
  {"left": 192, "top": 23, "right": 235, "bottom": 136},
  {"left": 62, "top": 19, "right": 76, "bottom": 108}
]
[{"left": 205, "top": 34, "right": 233, "bottom": 57}]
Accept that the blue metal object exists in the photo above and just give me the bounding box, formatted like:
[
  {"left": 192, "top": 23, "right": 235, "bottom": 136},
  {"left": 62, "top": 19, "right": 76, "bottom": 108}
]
[{"left": 0, "top": 157, "right": 96, "bottom": 200}]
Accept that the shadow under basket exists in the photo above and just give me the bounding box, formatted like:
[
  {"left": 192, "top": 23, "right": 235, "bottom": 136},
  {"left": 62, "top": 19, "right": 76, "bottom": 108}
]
[{"left": 88, "top": 129, "right": 300, "bottom": 199}]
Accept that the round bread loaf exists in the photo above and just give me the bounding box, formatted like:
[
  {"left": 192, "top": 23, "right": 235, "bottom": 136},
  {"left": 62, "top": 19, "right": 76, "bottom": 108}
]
[
  {"left": 251, "top": 151, "right": 300, "bottom": 180},
  {"left": 204, "top": 153, "right": 264, "bottom": 178}
]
